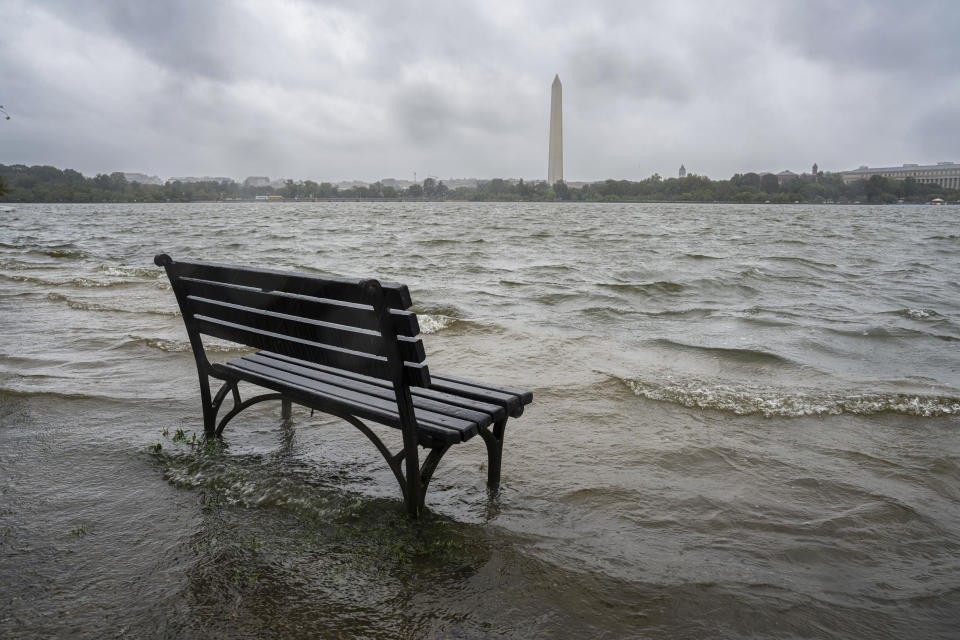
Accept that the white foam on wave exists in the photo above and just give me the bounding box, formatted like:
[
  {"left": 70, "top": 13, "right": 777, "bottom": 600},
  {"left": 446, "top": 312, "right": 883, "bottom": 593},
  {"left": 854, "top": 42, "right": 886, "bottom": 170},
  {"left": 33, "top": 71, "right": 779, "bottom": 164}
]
[
  {"left": 418, "top": 314, "right": 457, "bottom": 334},
  {"left": 621, "top": 376, "right": 960, "bottom": 418},
  {"left": 131, "top": 335, "right": 250, "bottom": 354},
  {"left": 905, "top": 308, "right": 937, "bottom": 320}
]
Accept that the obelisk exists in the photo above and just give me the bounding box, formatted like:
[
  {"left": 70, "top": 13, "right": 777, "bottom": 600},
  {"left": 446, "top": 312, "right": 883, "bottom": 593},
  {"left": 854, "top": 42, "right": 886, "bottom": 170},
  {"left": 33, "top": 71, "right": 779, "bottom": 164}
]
[{"left": 547, "top": 74, "right": 563, "bottom": 184}]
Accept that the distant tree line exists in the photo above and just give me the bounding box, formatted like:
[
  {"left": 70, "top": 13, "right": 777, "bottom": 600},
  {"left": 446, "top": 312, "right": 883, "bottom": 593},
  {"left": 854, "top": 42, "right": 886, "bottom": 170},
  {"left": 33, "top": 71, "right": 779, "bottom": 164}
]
[{"left": 1, "top": 163, "right": 956, "bottom": 204}]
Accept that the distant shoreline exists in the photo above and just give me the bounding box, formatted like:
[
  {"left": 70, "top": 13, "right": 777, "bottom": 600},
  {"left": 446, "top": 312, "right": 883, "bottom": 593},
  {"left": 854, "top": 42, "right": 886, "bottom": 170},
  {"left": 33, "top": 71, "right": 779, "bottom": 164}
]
[
  {"left": 2, "top": 198, "right": 957, "bottom": 205},
  {"left": 3, "top": 162, "right": 959, "bottom": 205}
]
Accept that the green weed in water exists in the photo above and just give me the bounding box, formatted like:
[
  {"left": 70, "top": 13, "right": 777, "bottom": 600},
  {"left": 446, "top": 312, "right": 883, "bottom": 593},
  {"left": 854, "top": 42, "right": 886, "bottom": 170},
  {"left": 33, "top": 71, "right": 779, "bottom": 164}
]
[
  {"left": 232, "top": 568, "right": 260, "bottom": 586},
  {"left": 70, "top": 524, "right": 88, "bottom": 537}
]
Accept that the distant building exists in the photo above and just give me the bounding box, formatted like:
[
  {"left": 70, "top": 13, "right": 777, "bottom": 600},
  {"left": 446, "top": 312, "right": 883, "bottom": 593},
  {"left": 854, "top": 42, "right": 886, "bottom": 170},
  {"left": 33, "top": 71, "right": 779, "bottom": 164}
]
[
  {"left": 169, "top": 176, "right": 234, "bottom": 184},
  {"left": 243, "top": 176, "right": 271, "bottom": 188},
  {"left": 336, "top": 181, "right": 368, "bottom": 190},
  {"left": 123, "top": 172, "right": 162, "bottom": 185},
  {"left": 443, "top": 178, "right": 479, "bottom": 189},
  {"left": 776, "top": 170, "right": 798, "bottom": 185},
  {"left": 812, "top": 162, "right": 818, "bottom": 175},
  {"left": 841, "top": 162, "right": 960, "bottom": 189},
  {"left": 678, "top": 164, "right": 686, "bottom": 178}
]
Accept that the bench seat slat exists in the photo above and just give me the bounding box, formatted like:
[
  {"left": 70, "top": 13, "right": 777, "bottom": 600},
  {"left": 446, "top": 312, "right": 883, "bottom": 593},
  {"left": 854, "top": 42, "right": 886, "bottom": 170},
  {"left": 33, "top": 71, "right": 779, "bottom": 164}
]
[
  {"left": 214, "top": 362, "right": 459, "bottom": 444},
  {"left": 171, "top": 259, "right": 412, "bottom": 309},
  {"left": 254, "top": 351, "right": 508, "bottom": 422},
  {"left": 431, "top": 372, "right": 533, "bottom": 404},
  {"left": 242, "top": 352, "right": 495, "bottom": 429},
  {"left": 213, "top": 359, "right": 477, "bottom": 443},
  {"left": 222, "top": 358, "right": 475, "bottom": 437},
  {"left": 428, "top": 375, "right": 531, "bottom": 418},
  {"left": 179, "top": 276, "right": 420, "bottom": 337}
]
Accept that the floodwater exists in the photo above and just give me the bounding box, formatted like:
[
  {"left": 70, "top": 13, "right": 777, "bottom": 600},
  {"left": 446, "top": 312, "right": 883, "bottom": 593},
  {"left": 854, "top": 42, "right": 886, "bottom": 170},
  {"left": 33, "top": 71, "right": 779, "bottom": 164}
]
[{"left": 1, "top": 201, "right": 958, "bottom": 638}]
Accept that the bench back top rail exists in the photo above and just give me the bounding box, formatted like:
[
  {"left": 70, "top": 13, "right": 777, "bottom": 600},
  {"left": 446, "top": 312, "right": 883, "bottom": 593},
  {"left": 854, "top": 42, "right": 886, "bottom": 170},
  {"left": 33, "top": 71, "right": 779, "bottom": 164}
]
[{"left": 155, "top": 254, "right": 430, "bottom": 387}]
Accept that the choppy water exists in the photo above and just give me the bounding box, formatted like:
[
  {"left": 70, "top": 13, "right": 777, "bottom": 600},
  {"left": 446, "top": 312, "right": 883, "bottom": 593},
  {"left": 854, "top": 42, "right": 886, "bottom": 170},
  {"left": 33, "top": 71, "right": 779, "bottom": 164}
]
[{"left": 1, "top": 202, "right": 958, "bottom": 638}]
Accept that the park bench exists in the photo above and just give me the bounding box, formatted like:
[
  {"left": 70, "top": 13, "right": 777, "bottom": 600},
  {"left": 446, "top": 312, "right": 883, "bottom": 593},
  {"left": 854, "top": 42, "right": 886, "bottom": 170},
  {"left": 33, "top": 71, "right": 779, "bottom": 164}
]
[{"left": 154, "top": 254, "right": 532, "bottom": 517}]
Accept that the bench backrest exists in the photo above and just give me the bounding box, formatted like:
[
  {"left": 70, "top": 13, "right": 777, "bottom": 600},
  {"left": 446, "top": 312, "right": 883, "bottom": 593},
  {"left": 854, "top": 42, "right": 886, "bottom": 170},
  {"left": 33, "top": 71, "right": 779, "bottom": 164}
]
[{"left": 154, "top": 254, "right": 430, "bottom": 388}]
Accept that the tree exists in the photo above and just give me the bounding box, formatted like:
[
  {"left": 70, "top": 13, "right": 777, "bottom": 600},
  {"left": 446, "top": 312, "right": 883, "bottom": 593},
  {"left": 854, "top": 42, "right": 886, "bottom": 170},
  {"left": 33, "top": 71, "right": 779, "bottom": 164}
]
[
  {"left": 0, "top": 175, "right": 7, "bottom": 196},
  {"left": 407, "top": 183, "right": 423, "bottom": 197},
  {"left": 422, "top": 177, "right": 437, "bottom": 197},
  {"left": 900, "top": 176, "right": 917, "bottom": 199},
  {"left": 740, "top": 172, "right": 761, "bottom": 189},
  {"left": 760, "top": 173, "right": 780, "bottom": 193},
  {"left": 301, "top": 180, "right": 319, "bottom": 198},
  {"left": 553, "top": 180, "right": 571, "bottom": 200},
  {"left": 865, "top": 174, "right": 891, "bottom": 203},
  {"left": 281, "top": 179, "right": 299, "bottom": 199}
]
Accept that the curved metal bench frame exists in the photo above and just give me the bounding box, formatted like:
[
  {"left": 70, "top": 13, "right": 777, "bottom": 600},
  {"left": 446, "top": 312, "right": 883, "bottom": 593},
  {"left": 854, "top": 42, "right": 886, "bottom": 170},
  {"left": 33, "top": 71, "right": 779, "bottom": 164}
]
[{"left": 207, "top": 377, "right": 465, "bottom": 512}]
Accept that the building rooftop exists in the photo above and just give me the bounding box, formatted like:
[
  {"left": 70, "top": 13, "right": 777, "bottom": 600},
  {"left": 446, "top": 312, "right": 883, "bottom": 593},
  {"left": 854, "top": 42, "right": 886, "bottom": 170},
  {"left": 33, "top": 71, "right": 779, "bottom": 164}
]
[{"left": 843, "top": 162, "right": 959, "bottom": 174}]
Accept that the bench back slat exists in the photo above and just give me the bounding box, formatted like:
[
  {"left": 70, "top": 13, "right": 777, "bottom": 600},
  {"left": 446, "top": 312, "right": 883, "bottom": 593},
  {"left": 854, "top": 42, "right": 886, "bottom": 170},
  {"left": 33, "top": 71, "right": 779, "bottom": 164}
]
[
  {"left": 156, "top": 254, "right": 430, "bottom": 387},
  {"left": 186, "top": 296, "right": 425, "bottom": 364},
  {"left": 169, "top": 258, "right": 413, "bottom": 309},
  {"left": 179, "top": 277, "right": 421, "bottom": 337}
]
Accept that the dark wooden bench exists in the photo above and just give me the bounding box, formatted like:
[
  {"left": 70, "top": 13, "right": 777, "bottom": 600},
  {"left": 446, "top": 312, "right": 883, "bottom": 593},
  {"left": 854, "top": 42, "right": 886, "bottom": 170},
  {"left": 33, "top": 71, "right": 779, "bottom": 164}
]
[{"left": 154, "top": 254, "right": 532, "bottom": 516}]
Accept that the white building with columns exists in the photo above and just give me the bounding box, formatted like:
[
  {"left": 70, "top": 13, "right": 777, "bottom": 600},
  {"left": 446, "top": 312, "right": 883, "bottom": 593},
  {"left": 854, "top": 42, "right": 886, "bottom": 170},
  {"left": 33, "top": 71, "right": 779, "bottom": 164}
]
[{"left": 841, "top": 162, "right": 960, "bottom": 189}]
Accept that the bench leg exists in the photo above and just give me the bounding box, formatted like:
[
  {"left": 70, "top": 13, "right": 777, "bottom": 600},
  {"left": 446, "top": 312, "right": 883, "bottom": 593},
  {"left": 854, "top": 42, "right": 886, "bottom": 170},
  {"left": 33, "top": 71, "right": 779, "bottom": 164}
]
[
  {"left": 281, "top": 397, "right": 292, "bottom": 420},
  {"left": 478, "top": 418, "right": 508, "bottom": 489},
  {"left": 200, "top": 373, "right": 220, "bottom": 437},
  {"left": 416, "top": 444, "right": 452, "bottom": 513}
]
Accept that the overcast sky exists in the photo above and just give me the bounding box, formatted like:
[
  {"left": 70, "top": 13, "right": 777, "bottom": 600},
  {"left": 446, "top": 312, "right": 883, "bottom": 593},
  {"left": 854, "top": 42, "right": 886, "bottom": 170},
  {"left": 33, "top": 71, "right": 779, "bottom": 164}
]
[{"left": 1, "top": 0, "right": 958, "bottom": 183}]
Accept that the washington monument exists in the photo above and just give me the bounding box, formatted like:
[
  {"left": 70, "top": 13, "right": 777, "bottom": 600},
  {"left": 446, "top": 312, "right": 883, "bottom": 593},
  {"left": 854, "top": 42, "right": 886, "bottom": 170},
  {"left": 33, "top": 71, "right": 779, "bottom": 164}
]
[{"left": 547, "top": 74, "right": 563, "bottom": 184}]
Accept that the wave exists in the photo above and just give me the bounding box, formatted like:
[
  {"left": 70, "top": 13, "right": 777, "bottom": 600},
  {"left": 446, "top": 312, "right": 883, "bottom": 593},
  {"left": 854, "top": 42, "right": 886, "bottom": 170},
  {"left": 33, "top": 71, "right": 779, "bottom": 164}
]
[
  {"left": 682, "top": 253, "right": 722, "bottom": 260},
  {"left": 0, "top": 272, "right": 145, "bottom": 288},
  {"left": 581, "top": 306, "right": 721, "bottom": 321},
  {"left": 44, "top": 292, "right": 179, "bottom": 316},
  {"left": 650, "top": 339, "right": 796, "bottom": 366},
  {"left": 762, "top": 256, "right": 838, "bottom": 270},
  {"left": 886, "top": 308, "right": 941, "bottom": 321},
  {"left": 531, "top": 292, "right": 581, "bottom": 306},
  {"left": 30, "top": 247, "right": 89, "bottom": 259},
  {"left": 614, "top": 374, "right": 960, "bottom": 418},
  {"left": 0, "top": 387, "right": 114, "bottom": 402},
  {"left": 123, "top": 335, "right": 251, "bottom": 354},
  {"left": 418, "top": 314, "right": 458, "bottom": 334},
  {"left": 95, "top": 264, "right": 161, "bottom": 279},
  {"left": 598, "top": 281, "right": 687, "bottom": 295},
  {"left": 415, "top": 238, "right": 461, "bottom": 246},
  {"left": 824, "top": 325, "right": 959, "bottom": 343}
]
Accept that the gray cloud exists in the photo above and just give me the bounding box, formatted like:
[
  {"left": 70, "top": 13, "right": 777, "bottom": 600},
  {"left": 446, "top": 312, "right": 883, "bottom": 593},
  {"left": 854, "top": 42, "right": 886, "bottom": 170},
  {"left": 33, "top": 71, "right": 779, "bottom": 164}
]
[
  {"left": 911, "top": 105, "right": 960, "bottom": 161},
  {"left": 776, "top": 0, "right": 960, "bottom": 76},
  {"left": 569, "top": 45, "right": 693, "bottom": 104},
  {"left": 1, "top": 0, "right": 957, "bottom": 182}
]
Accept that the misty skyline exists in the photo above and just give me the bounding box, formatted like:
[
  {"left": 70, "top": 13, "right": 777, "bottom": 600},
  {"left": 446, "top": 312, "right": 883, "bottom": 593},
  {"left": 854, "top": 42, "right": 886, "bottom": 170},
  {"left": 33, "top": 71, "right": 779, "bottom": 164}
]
[{"left": 1, "top": 0, "right": 958, "bottom": 183}]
